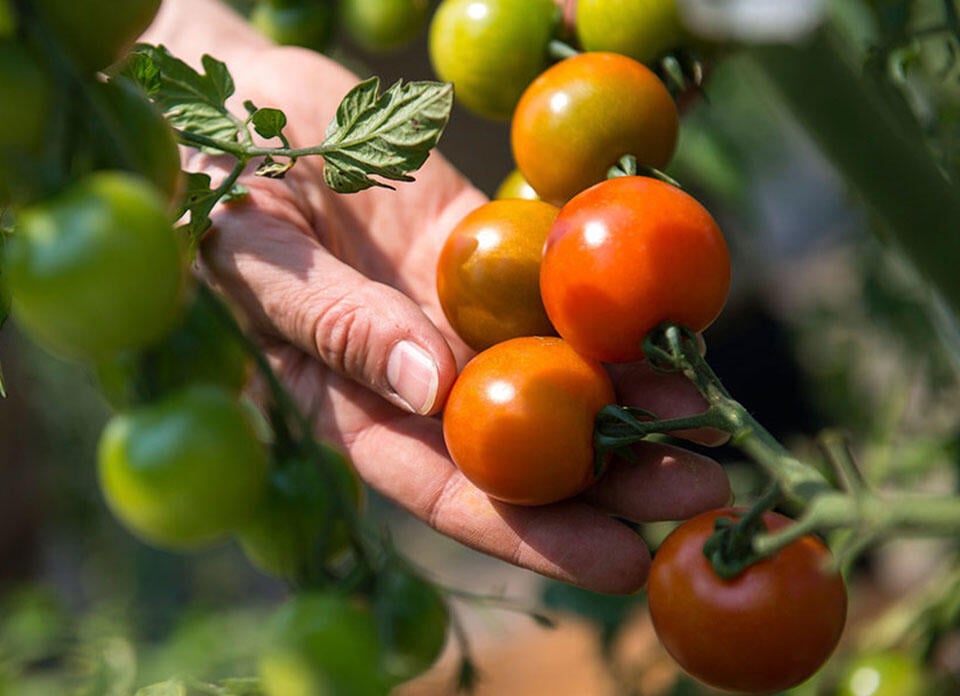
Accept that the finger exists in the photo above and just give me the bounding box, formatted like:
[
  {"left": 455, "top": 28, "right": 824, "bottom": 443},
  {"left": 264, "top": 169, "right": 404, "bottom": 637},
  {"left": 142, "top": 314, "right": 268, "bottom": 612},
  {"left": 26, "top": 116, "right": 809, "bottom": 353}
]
[
  {"left": 201, "top": 190, "right": 458, "bottom": 416},
  {"left": 582, "top": 441, "right": 732, "bottom": 522},
  {"left": 611, "top": 361, "right": 731, "bottom": 446}
]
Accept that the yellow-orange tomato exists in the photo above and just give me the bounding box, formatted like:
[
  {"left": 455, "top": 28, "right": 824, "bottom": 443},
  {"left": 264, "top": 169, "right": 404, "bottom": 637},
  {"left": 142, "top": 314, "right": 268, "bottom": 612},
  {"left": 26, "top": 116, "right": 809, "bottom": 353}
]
[
  {"left": 442, "top": 336, "right": 615, "bottom": 506},
  {"left": 511, "top": 52, "right": 679, "bottom": 205},
  {"left": 436, "top": 199, "right": 558, "bottom": 351},
  {"left": 540, "top": 176, "right": 730, "bottom": 363},
  {"left": 494, "top": 168, "right": 540, "bottom": 201}
]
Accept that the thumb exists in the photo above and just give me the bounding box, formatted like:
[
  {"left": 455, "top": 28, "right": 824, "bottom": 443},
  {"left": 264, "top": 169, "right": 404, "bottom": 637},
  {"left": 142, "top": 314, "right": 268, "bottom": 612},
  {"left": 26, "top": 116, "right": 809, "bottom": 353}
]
[{"left": 199, "top": 206, "right": 458, "bottom": 416}]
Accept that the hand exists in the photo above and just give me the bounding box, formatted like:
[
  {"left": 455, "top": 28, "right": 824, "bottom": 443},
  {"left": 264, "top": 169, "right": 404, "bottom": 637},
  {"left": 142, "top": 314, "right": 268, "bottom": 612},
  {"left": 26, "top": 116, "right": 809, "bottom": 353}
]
[{"left": 143, "top": 0, "right": 731, "bottom": 594}]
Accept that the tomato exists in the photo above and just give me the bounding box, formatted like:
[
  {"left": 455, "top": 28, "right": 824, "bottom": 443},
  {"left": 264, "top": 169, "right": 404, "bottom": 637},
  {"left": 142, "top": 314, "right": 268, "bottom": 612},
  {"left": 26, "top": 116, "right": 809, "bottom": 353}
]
[
  {"left": 0, "top": 40, "right": 53, "bottom": 205},
  {"left": 374, "top": 559, "right": 449, "bottom": 684},
  {"left": 341, "top": 0, "right": 430, "bottom": 53},
  {"left": 259, "top": 592, "right": 389, "bottom": 696},
  {"left": 35, "top": 0, "right": 161, "bottom": 71},
  {"left": 250, "top": 0, "right": 337, "bottom": 53},
  {"left": 97, "top": 385, "right": 269, "bottom": 549},
  {"left": 835, "top": 651, "right": 929, "bottom": 696},
  {"left": 4, "top": 171, "right": 187, "bottom": 363},
  {"left": 511, "top": 52, "right": 679, "bottom": 205},
  {"left": 436, "top": 199, "right": 558, "bottom": 351},
  {"left": 442, "top": 336, "right": 615, "bottom": 505},
  {"left": 494, "top": 168, "right": 540, "bottom": 201},
  {"left": 575, "top": 0, "right": 685, "bottom": 65},
  {"left": 237, "top": 446, "right": 362, "bottom": 580},
  {"left": 429, "top": 0, "right": 560, "bottom": 120},
  {"left": 647, "top": 508, "right": 848, "bottom": 694},
  {"left": 95, "top": 289, "right": 250, "bottom": 409},
  {"left": 88, "top": 77, "right": 183, "bottom": 205},
  {"left": 539, "top": 176, "right": 730, "bottom": 363}
]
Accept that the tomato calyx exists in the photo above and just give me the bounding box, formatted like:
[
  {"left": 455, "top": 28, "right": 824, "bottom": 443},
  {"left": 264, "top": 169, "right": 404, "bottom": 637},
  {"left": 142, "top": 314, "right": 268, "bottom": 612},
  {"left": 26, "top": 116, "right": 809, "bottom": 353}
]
[
  {"left": 701, "top": 488, "right": 784, "bottom": 579},
  {"left": 606, "top": 153, "right": 682, "bottom": 187}
]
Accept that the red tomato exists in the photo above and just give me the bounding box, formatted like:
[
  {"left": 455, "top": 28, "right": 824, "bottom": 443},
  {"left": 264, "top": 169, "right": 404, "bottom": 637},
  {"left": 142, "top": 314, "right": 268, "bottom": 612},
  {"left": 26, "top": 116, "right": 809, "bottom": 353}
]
[
  {"left": 511, "top": 52, "right": 678, "bottom": 205},
  {"left": 436, "top": 199, "right": 558, "bottom": 351},
  {"left": 647, "top": 508, "right": 848, "bottom": 694},
  {"left": 539, "top": 176, "right": 730, "bottom": 363},
  {"left": 442, "top": 336, "right": 615, "bottom": 505}
]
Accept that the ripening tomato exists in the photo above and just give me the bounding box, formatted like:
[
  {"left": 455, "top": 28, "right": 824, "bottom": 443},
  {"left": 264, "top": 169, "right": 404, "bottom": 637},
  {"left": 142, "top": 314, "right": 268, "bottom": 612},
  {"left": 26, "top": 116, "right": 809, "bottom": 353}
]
[
  {"left": 835, "top": 651, "right": 929, "bottom": 696},
  {"left": 540, "top": 176, "right": 730, "bottom": 363},
  {"left": 251, "top": 0, "right": 338, "bottom": 53},
  {"left": 341, "top": 0, "right": 430, "bottom": 52},
  {"left": 5, "top": 171, "right": 187, "bottom": 363},
  {"left": 511, "top": 52, "right": 679, "bottom": 204},
  {"left": 647, "top": 508, "right": 848, "bottom": 694},
  {"left": 436, "top": 199, "right": 558, "bottom": 351},
  {"left": 442, "top": 336, "right": 615, "bottom": 505},
  {"left": 494, "top": 168, "right": 540, "bottom": 201},
  {"left": 429, "top": 0, "right": 560, "bottom": 120},
  {"left": 576, "top": 0, "right": 685, "bottom": 65},
  {"left": 97, "top": 385, "right": 269, "bottom": 549}
]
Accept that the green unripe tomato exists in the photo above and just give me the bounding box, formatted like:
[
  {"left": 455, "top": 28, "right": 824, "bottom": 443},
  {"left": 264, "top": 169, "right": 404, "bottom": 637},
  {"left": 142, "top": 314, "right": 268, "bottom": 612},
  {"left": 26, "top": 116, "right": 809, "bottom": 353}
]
[
  {"left": 494, "top": 168, "right": 540, "bottom": 201},
  {"left": 97, "top": 385, "right": 269, "bottom": 549},
  {"left": 835, "top": 651, "right": 929, "bottom": 696},
  {"left": 259, "top": 593, "right": 389, "bottom": 696},
  {"left": 0, "top": 0, "right": 13, "bottom": 36},
  {"left": 95, "top": 289, "right": 250, "bottom": 410},
  {"left": 251, "top": 0, "right": 337, "bottom": 53},
  {"left": 374, "top": 560, "right": 449, "bottom": 684},
  {"left": 35, "top": 0, "right": 162, "bottom": 71},
  {"left": 429, "top": 0, "right": 560, "bottom": 120},
  {"left": 576, "top": 0, "right": 684, "bottom": 65},
  {"left": 5, "top": 171, "right": 187, "bottom": 363},
  {"left": 237, "top": 446, "right": 362, "bottom": 580},
  {"left": 341, "top": 0, "right": 430, "bottom": 52}
]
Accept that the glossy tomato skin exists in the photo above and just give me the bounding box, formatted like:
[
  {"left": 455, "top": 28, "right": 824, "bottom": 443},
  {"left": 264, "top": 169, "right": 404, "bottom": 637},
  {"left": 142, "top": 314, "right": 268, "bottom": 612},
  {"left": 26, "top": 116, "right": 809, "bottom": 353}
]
[
  {"left": 647, "top": 508, "right": 848, "bottom": 694},
  {"left": 5, "top": 171, "right": 187, "bottom": 363},
  {"left": 442, "top": 336, "right": 615, "bottom": 505},
  {"left": 540, "top": 176, "right": 730, "bottom": 363},
  {"left": 494, "top": 168, "right": 540, "bottom": 201},
  {"left": 437, "top": 199, "right": 558, "bottom": 351},
  {"left": 835, "top": 651, "right": 929, "bottom": 696},
  {"left": 511, "top": 52, "right": 679, "bottom": 205},
  {"left": 97, "top": 385, "right": 269, "bottom": 549},
  {"left": 429, "top": 0, "right": 559, "bottom": 120},
  {"left": 576, "top": 0, "right": 684, "bottom": 65}
]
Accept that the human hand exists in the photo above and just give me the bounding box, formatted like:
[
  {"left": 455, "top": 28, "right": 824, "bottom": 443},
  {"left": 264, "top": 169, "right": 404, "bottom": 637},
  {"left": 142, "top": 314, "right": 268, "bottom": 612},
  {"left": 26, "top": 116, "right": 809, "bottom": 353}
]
[{"left": 144, "top": 0, "right": 731, "bottom": 594}]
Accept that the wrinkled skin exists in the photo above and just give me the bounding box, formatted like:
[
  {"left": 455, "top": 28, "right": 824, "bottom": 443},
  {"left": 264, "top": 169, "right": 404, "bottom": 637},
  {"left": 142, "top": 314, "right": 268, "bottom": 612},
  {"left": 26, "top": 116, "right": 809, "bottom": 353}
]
[{"left": 142, "top": 0, "right": 731, "bottom": 594}]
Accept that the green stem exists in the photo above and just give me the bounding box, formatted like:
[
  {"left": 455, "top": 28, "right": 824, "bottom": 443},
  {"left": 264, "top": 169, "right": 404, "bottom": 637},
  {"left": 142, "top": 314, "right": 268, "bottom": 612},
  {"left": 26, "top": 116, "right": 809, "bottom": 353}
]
[{"left": 548, "top": 39, "right": 580, "bottom": 61}]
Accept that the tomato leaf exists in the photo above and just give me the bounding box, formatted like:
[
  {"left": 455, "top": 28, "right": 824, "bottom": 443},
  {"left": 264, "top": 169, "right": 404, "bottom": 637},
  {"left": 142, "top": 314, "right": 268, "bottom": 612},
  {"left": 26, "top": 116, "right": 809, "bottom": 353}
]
[
  {"left": 252, "top": 108, "right": 287, "bottom": 140},
  {"left": 175, "top": 171, "right": 248, "bottom": 252},
  {"left": 123, "top": 44, "right": 242, "bottom": 151},
  {"left": 255, "top": 155, "right": 293, "bottom": 179},
  {"left": 321, "top": 77, "right": 453, "bottom": 193},
  {"left": 134, "top": 681, "right": 186, "bottom": 696}
]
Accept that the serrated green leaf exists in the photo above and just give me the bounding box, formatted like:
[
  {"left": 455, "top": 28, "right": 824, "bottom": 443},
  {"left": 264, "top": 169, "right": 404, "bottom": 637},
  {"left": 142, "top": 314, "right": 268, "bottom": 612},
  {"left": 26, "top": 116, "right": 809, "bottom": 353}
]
[
  {"left": 123, "top": 44, "right": 241, "bottom": 150},
  {"left": 134, "top": 680, "right": 186, "bottom": 696},
  {"left": 321, "top": 78, "right": 453, "bottom": 193},
  {"left": 252, "top": 108, "right": 287, "bottom": 139}
]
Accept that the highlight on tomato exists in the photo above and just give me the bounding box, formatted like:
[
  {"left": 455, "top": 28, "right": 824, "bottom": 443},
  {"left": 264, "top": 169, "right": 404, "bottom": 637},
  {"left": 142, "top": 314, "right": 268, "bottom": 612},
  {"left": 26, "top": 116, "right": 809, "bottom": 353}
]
[
  {"left": 494, "top": 168, "right": 540, "bottom": 201},
  {"left": 442, "top": 336, "right": 615, "bottom": 506},
  {"left": 647, "top": 507, "right": 848, "bottom": 694},
  {"left": 511, "top": 51, "right": 679, "bottom": 204},
  {"left": 540, "top": 175, "right": 730, "bottom": 363},
  {"left": 436, "top": 198, "right": 558, "bottom": 351}
]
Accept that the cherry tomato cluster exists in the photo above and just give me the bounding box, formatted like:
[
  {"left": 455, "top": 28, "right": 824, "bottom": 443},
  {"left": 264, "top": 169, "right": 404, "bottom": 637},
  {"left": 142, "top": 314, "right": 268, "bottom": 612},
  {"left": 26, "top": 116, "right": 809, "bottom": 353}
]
[{"left": 431, "top": 4, "right": 848, "bottom": 693}]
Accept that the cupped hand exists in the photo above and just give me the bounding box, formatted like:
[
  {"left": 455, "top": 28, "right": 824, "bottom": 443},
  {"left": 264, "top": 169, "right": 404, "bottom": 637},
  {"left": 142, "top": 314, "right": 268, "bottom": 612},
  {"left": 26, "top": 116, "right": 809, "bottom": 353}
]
[{"left": 144, "top": 0, "right": 731, "bottom": 594}]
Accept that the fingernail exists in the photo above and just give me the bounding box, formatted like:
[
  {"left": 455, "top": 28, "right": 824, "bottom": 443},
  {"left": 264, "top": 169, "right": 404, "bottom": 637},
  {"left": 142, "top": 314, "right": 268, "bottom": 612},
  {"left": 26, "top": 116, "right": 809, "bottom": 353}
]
[{"left": 387, "top": 340, "right": 440, "bottom": 415}]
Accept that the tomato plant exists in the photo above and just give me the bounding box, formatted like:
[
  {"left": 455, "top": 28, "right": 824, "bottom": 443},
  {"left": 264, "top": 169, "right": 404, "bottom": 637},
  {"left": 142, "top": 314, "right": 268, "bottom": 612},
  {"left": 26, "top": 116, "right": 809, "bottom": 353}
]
[
  {"left": 250, "top": 0, "right": 337, "bottom": 53},
  {"left": 374, "top": 559, "right": 449, "bottom": 684},
  {"left": 341, "top": 0, "right": 430, "bottom": 52},
  {"left": 436, "top": 198, "right": 558, "bottom": 351},
  {"left": 34, "top": 0, "right": 161, "bottom": 71},
  {"left": 575, "top": 0, "right": 685, "bottom": 65},
  {"left": 237, "top": 446, "right": 361, "bottom": 580},
  {"left": 428, "top": 0, "right": 560, "bottom": 120},
  {"left": 540, "top": 175, "right": 730, "bottom": 363},
  {"left": 835, "top": 651, "right": 930, "bottom": 696},
  {"left": 4, "top": 171, "right": 187, "bottom": 363},
  {"left": 511, "top": 51, "right": 679, "bottom": 204},
  {"left": 259, "top": 592, "right": 389, "bottom": 696},
  {"left": 97, "top": 385, "right": 269, "bottom": 549},
  {"left": 494, "top": 168, "right": 540, "bottom": 201},
  {"left": 647, "top": 508, "right": 848, "bottom": 694},
  {"left": 442, "top": 336, "right": 615, "bottom": 505}
]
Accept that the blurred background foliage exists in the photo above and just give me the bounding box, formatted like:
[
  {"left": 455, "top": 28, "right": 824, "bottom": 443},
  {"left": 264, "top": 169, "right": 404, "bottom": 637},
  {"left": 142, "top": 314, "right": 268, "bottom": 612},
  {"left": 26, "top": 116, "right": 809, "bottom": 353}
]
[{"left": 2, "top": 0, "right": 960, "bottom": 694}]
